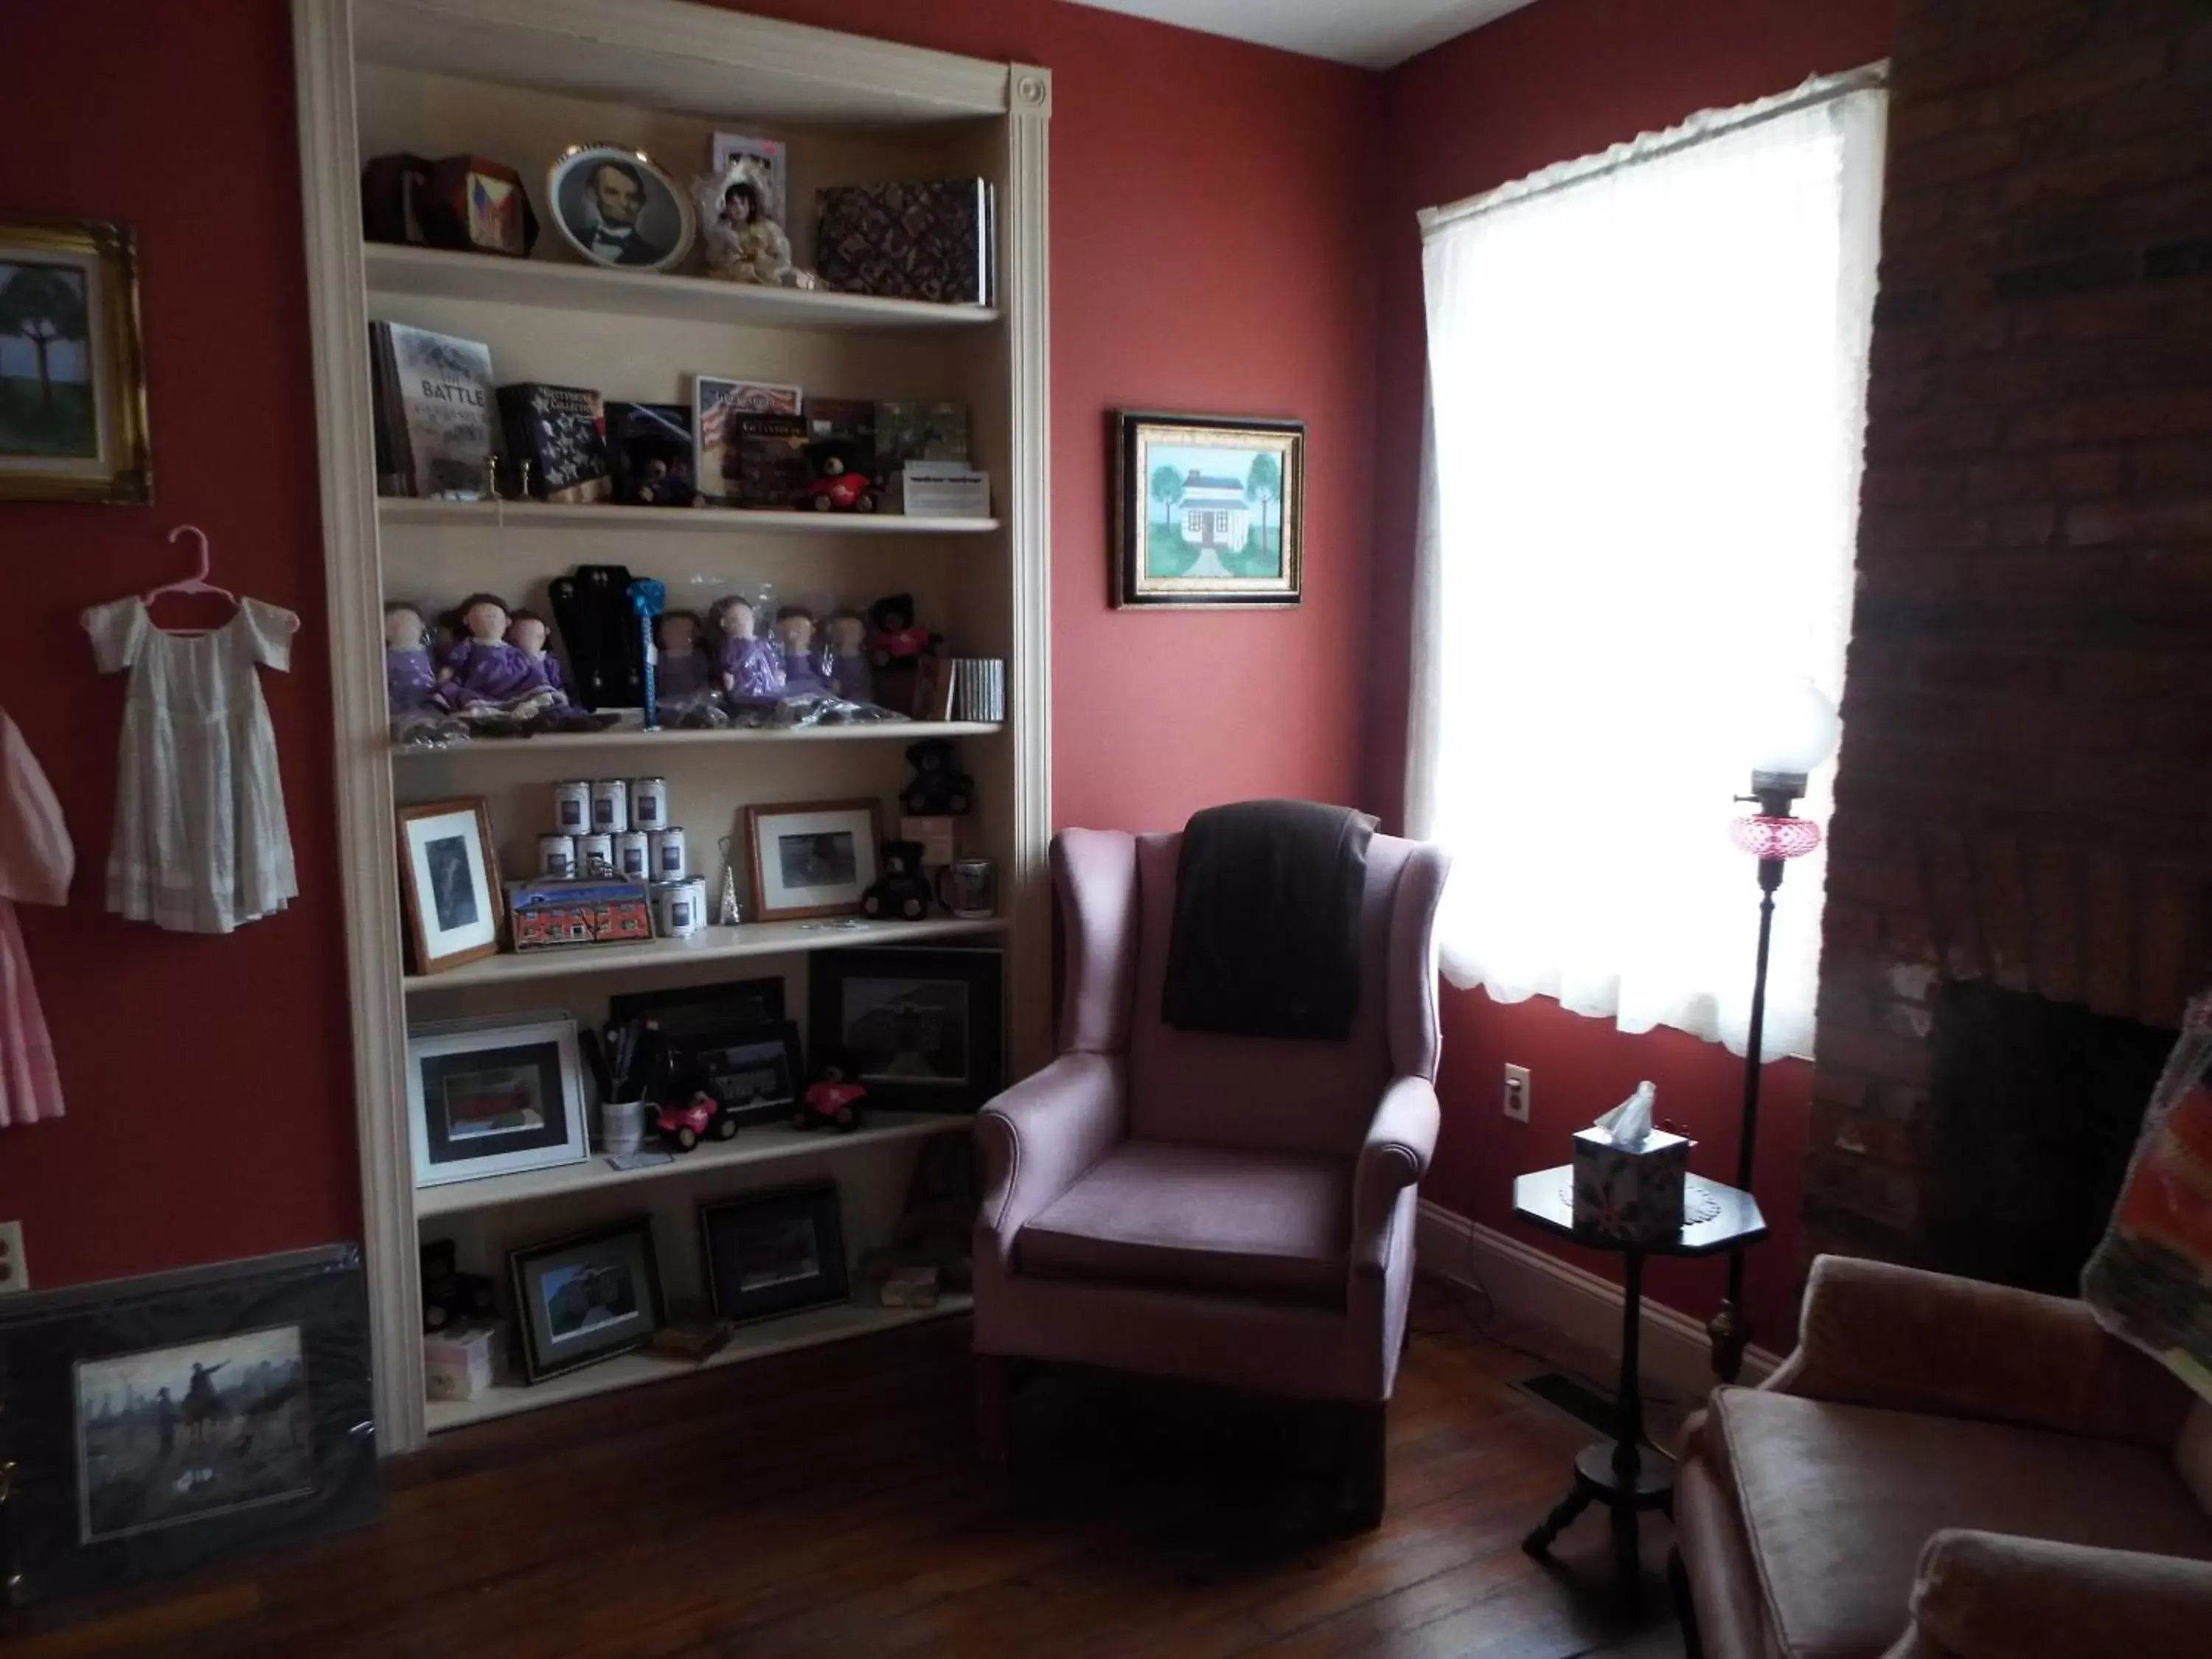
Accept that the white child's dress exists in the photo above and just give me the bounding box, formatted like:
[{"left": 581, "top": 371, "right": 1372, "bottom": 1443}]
[{"left": 83, "top": 596, "right": 299, "bottom": 933}]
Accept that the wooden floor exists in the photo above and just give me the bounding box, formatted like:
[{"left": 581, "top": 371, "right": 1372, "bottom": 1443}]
[{"left": 3, "top": 1289, "right": 1686, "bottom": 1659}]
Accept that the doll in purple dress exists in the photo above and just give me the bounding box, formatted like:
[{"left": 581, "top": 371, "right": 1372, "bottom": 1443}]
[
  {"left": 709, "top": 594, "right": 785, "bottom": 706},
  {"left": 824, "top": 608, "right": 873, "bottom": 704},
  {"left": 776, "top": 605, "right": 832, "bottom": 696},
  {"left": 654, "top": 609, "right": 713, "bottom": 705},
  {"left": 385, "top": 602, "right": 439, "bottom": 717},
  {"left": 505, "top": 609, "right": 571, "bottom": 700},
  {"left": 438, "top": 593, "right": 561, "bottom": 720}
]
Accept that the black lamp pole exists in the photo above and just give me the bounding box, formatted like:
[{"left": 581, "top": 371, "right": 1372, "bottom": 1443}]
[{"left": 1707, "top": 771, "right": 1801, "bottom": 1384}]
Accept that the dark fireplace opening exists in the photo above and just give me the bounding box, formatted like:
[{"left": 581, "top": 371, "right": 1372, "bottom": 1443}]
[{"left": 1922, "top": 981, "right": 2173, "bottom": 1296}]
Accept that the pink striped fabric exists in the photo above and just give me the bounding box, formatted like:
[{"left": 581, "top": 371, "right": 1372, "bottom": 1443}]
[{"left": 0, "top": 710, "right": 72, "bottom": 1126}]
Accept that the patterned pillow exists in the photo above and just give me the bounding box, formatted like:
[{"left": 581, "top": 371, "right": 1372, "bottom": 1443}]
[{"left": 2081, "top": 988, "right": 2212, "bottom": 1402}]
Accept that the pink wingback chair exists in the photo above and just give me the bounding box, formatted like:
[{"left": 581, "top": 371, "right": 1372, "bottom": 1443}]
[{"left": 972, "top": 825, "right": 1451, "bottom": 1523}]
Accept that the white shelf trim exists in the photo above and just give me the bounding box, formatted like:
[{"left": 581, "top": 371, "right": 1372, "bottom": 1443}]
[
  {"left": 404, "top": 916, "right": 1004, "bottom": 995},
  {"left": 392, "top": 720, "right": 1001, "bottom": 759},
  {"left": 425, "top": 1296, "right": 973, "bottom": 1433},
  {"left": 366, "top": 243, "right": 999, "bottom": 331},
  {"left": 415, "top": 1110, "right": 968, "bottom": 1218},
  {"left": 376, "top": 498, "right": 999, "bottom": 536}
]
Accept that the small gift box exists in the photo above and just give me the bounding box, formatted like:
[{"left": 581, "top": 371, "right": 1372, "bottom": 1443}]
[
  {"left": 1570, "top": 1082, "right": 1691, "bottom": 1244},
  {"left": 423, "top": 1321, "right": 501, "bottom": 1401}
]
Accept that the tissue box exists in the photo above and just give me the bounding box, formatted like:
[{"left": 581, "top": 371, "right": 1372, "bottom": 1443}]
[
  {"left": 423, "top": 1321, "right": 501, "bottom": 1401},
  {"left": 1571, "top": 1127, "right": 1692, "bottom": 1244}
]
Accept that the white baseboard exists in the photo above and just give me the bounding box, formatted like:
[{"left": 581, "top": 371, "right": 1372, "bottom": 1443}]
[{"left": 1416, "top": 1199, "right": 1781, "bottom": 1406}]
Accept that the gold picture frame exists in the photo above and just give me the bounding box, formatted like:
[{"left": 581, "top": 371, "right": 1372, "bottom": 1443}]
[
  {"left": 0, "top": 218, "right": 152, "bottom": 504},
  {"left": 1112, "top": 411, "right": 1304, "bottom": 608}
]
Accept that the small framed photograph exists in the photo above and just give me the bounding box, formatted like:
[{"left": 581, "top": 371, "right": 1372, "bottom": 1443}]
[
  {"left": 808, "top": 947, "right": 1004, "bottom": 1113},
  {"left": 699, "top": 1183, "right": 849, "bottom": 1325},
  {"left": 745, "top": 798, "right": 882, "bottom": 922},
  {"left": 0, "top": 219, "right": 152, "bottom": 504},
  {"left": 395, "top": 799, "right": 502, "bottom": 973},
  {"left": 1112, "top": 411, "right": 1304, "bottom": 608},
  {"left": 406, "top": 1014, "right": 589, "bottom": 1189},
  {"left": 546, "top": 144, "right": 695, "bottom": 274},
  {"left": 608, "top": 978, "right": 799, "bottom": 1125},
  {"left": 0, "top": 1246, "right": 376, "bottom": 1604},
  {"left": 508, "top": 1217, "right": 663, "bottom": 1384},
  {"left": 711, "top": 131, "right": 787, "bottom": 226}
]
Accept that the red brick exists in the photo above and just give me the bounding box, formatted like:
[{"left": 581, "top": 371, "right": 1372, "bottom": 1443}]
[
  {"left": 2066, "top": 496, "right": 2212, "bottom": 545},
  {"left": 1913, "top": 647, "right": 2064, "bottom": 693},
  {"left": 1810, "top": 1099, "right": 1921, "bottom": 1169},
  {"left": 2136, "top": 863, "right": 2201, "bottom": 1027},
  {"left": 1823, "top": 901, "right": 1883, "bottom": 953},
  {"left": 2135, "top": 442, "right": 2212, "bottom": 493},
  {"left": 2052, "top": 448, "right": 2126, "bottom": 496},
  {"left": 1803, "top": 1147, "right": 1921, "bottom": 1231},
  {"left": 1896, "top": 125, "right": 2026, "bottom": 185},
  {"left": 2082, "top": 848, "right": 2136, "bottom": 1018},
  {"left": 2006, "top": 391, "right": 2212, "bottom": 448},
  {"left": 1999, "top": 38, "right": 2169, "bottom": 120}
]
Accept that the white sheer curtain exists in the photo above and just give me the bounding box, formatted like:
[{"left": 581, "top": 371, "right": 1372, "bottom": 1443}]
[{"left": 1410, "top": 74, "right": 1887, "bottom": 1061}]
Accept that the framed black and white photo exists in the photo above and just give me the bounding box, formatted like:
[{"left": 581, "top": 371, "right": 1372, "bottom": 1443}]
[
  {"left": 395, "top": 798, "right": 501, "bottom": 974},
  {"left": 808, "top": 947, "right": 1004, "bottom": 1113},
  {"left": 0, "top": 1246, "right": 378, "bottom": 1605},
  {"left": 745, "top": 799, "right": 882, "bottom": 922},
  {"left": 406, "top": 1013, "right": 588, "bottom": 1189},
  {"left": 699, "top": 1183, "right": 848, "bottom": 1325},
  {"left": 547, "top": 144, "right": 694, "bottom": 274},
  {"left": 508, "top": 1217, "right": 662, "bottom": 1384}
]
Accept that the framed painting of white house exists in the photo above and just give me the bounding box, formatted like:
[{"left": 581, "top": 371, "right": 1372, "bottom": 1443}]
[{"left": 1112, "top": 411, "right": 1304, "bottom": 608}]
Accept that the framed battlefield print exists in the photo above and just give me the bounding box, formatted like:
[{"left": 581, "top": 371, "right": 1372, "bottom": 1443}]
[
  {"left": 547, "top": 145, "right": 695, "bottom": 274},
  {"left": 507, "top": 1217, "right": 663, "bottom": 1383},
  {"left": 0, "top": 219, "right": 152, "bottom": 504},
  {"left": 405, "top": 1013, "right": 589, "bottom": 1189},
  {"left": 807, "top": 945, "right": 1004, "bottom": 1113},
  {"left": 1112, "top": 411, "right": 1304, "bottom": 608}
]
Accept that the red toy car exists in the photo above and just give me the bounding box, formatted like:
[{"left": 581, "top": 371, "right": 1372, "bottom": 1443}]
[
  {"left": 653, "top": 1091, "right": 737, "bottom": 1152},
  {"left": 804, "top": 457, "right": 875, "bottom": 513}
]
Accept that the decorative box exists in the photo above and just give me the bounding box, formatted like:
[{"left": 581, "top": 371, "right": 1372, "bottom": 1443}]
[
  {"left": 496, "top": 382, "right": 612, "bottom": 504},
  {"left": 900, "top": 815, "right": 958, "bottom": 867},
  {"left": 419, "top": 155, "right": 539, "bottom": 257},
  {"left": 816, "top": 178, "right": 993, "bottom": 305},
  {"left": 880, "top": 1264, "right": 941, "bottom": 1309},
  {"left": 1570, "top": 1125, "right": 1691, "bottom": 1244},
  {"left": 423, "top": 1321, "right": 501, "bottom": 1401},
  {"left": 506, "top": 875, "right": 654, "bottom": 951},
  {"left": 361, "top": 152, "right": 433, "bottom": 246},
  {"left": 897, "top": 461, "right": 990, "bottom": 518}
]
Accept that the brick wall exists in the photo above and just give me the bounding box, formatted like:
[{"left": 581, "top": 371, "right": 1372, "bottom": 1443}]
[{"left": 1807, "top": 0, "right": 2212, "bottom": 1265}]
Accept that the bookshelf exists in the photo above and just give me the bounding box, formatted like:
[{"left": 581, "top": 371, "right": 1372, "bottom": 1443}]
[{"left": 294, "top": 0, "right": 1051, "bottom": 1453}]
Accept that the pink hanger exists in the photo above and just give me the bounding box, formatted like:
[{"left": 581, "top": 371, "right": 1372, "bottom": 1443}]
[{"left": 145, "top": 524, "right": 239, "bottom": 610}]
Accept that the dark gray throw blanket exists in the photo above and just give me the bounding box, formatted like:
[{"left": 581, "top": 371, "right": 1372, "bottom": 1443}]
[{"left": 1162, "top": 799, "right": 1377, "bottom": 1042}]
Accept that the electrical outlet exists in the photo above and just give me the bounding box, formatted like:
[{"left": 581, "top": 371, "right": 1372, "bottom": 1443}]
[
  {"left": 0, "top": 1220, "right": 25, "bottom": 1295},
  {"left": 1502, "top": 1063, "right": 1531, "bottom": 1124}
]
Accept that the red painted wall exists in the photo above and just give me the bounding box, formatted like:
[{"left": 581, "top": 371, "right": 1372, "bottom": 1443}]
[
  {"left": 0, "top": 0, "right": 359, "bottom": 1289},
  {"left": 0, "top": 0, "right": 1379, "bottom": 1289},
  {"left": 1371, "top": 0, "right": 1901, "bottom": 1340}
]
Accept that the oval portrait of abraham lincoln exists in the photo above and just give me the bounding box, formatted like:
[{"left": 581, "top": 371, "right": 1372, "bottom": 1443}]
[{"left": 547, "top": 145, "right": 695, "bottom": 275}]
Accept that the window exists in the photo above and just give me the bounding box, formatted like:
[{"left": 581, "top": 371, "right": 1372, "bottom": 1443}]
[{"left": 1409, "top": 74, "right": 1887, "bottom": 1060}]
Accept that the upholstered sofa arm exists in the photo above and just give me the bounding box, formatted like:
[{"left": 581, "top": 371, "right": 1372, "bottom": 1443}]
[
  {"left": 1767, "top": 1256, "right": 2191, "bottom": 1447},
  {"left": 1888, "top": 1531, "right": 2212, "bottom": 1659},
  {"left": 973, "top": 1052, "right": 1126, "bottom": 1268},
  {"left": 1351, "top": 1076, "right": 1439, "bottom": 1273}
]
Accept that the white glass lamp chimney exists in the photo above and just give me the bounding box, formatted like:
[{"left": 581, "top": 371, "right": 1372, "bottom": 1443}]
[{"left": 1745, "top": 678, "right": 1841, "bottom": 780}]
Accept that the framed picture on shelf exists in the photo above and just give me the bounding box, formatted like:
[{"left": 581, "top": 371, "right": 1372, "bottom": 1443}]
[
  {"left": 808, "top": 947, "right": 1004, "bottom": 1113},
  {"left": 699, "top": 1183, "right": 849, "bottom": 1325},
  {"left": 608, "top": 979, "right": 800, "bottom": 1127},
  {"left": 507, "top": 1217, "right": 663, "bottom": 1384},
  {"left": 744, "top": 799, "right": 882, "bottom": 922},
  {"left": 1111, "top": 411, "right": 1304, "bottom": 609},
  {"left": 709, "top": 131, "right": 787, "bottom": 226},
  {"left": 546, "top": 144, "right": 694, "bottom": 274},
  {"left": 0, "top": 218, "right": 152, "bottom": 504},
  {"left": 0, "top": 1245, "right": 377, "bottom": 1605},
  {"left": 405, "top": 1014, "right": 589, "bottom": 1189},
  {"left": 395, "top": 799, "right": 501, "bottom": 974},
  {"left": 692, "top": 374, "right": 804, "bottom": 505}
]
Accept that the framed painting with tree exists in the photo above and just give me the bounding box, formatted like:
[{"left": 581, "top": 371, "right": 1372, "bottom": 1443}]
[
  {"left": 1111, "top": 411, "right": 1302, "bottom": 608},
  {"left": 0, "top": 220, "right": 152, "bottom": 504}
]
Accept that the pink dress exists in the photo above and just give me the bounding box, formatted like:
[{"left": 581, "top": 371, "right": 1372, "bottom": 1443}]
[{"left": 0, "top": 709, "right": 72, "bottom": 1125}]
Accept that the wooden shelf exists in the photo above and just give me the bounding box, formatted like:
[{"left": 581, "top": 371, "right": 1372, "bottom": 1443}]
[
  {"left": 404, "top": 916, "right": 1002, "bottom": 995},
  {"left": 377, "top": 498, "right": 999, "bottom": 536},
  {"left": 424, "top": 1295, "right": 973, "bottom": 1433},
  {"left": 392, "top": 720, "right": 999, "bottom": 759},
  {"left": 416, "top": 1110, "right": 968, "bottom": 1218},
  {"left": 365, "top": 244, "right": 999, "bottom": 332}
]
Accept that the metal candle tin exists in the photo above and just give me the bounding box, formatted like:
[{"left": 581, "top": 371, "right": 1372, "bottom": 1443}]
[
  {"left": 589, "top": 778, "right": 628, "bottom": 833},
  {"left": 576, "top": 832, "right": 615, "bottom": 876},
  {"left": 651, "top": 877, "right": 706, "bottom": 939},
  {"left": 630, "top": 776, "right": 669, "bottom": 832},
  {"left": 614, "top": 830, "right": 651, "bottom": 879},
  {"left": 537, "top": 833, "right": 577, "bottom": 878},
  {"left": 552, "top": 780, "right": 591, "bottom": 833},
  {"left": 650, "top": 825, "right": 688, "bottom": 880}
]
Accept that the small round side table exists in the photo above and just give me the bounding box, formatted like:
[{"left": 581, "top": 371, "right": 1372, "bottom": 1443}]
[{"left": 1509, "top": 1166, "right": 1767, "bottom": 1600}]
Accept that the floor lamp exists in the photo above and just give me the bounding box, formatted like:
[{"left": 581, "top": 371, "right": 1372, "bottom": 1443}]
[{"left": 1707, "top": 680, "right": 1839, "bottom": 1383}]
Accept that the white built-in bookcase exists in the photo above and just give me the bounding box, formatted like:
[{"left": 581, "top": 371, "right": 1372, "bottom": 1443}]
[{"left": 293, "top": 0, "right": 1051, "bottom": 1453}]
